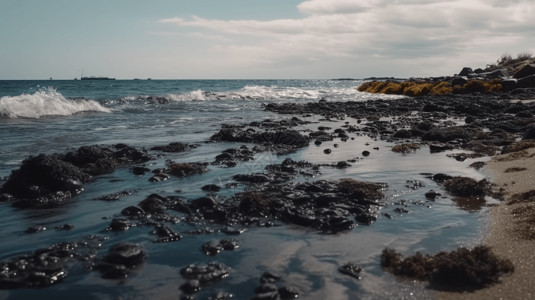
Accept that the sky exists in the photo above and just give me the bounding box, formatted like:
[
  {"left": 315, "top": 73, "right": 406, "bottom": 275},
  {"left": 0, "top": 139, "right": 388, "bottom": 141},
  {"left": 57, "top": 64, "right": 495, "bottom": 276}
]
[{"left": 0, "top": 0, "right": 534, "bottom": 79}]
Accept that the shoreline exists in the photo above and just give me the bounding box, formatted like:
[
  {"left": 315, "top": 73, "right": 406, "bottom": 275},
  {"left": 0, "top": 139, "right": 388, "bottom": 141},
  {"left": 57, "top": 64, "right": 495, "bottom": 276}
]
[{"left": 436, "top": 146, "right": 535, "bottom": 299}]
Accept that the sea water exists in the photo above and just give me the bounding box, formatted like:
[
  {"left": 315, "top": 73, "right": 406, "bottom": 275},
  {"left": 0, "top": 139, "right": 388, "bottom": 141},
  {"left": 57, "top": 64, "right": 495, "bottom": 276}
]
[{"left": 0, "top": 80, "right": 490, "bottom": 299}]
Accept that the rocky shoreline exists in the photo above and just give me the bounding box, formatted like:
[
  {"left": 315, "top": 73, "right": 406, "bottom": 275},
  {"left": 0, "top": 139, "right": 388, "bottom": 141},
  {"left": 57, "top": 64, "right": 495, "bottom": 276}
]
[{"left": 1, "top": 60, "right": 535, "bottom": 297}]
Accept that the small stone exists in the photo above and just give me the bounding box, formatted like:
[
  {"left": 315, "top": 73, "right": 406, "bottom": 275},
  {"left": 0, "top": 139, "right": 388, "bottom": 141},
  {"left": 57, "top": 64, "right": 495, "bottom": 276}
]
[{"left": 339, "top": 263, "right": 363, "bottom": 279}]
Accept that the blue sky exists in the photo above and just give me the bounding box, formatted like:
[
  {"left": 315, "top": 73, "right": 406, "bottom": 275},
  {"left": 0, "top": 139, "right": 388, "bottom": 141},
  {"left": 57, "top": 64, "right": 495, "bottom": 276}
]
[{"left": 1, "top": 0, "right": 534, "bottom": 79}]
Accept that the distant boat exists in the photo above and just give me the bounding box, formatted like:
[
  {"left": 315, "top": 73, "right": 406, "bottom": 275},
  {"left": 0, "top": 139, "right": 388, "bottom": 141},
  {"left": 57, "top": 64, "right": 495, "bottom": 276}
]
[{"left": 81, "top": 76, "right": 116, "bottom": 80}]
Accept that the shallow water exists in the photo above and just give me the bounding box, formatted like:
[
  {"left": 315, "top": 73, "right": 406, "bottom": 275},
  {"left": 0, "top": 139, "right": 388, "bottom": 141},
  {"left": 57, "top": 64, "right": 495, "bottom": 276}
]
[{"left": 0, "top": 80, "right": 492, "bottom": 299}]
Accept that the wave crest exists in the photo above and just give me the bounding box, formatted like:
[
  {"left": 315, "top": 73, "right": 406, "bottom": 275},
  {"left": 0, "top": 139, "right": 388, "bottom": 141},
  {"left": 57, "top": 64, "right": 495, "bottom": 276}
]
[{"left": 0, "top": 87, "right": 111, "bottom": 118}]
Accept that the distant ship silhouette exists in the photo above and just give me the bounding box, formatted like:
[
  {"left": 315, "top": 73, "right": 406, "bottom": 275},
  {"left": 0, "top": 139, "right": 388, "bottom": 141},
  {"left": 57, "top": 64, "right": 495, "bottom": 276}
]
[{"left": 81, "top": 76, "right": 115, "bottom": 80}]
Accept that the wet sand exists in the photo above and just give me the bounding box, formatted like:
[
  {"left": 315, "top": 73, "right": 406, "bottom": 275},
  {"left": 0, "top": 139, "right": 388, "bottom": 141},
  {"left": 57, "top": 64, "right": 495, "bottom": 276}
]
[{"left": 436, "top": 146, "right": 535, "bottom": 299}]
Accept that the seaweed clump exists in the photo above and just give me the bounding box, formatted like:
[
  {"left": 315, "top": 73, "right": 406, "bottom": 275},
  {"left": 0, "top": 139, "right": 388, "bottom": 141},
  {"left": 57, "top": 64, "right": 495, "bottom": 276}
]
[
  {"left": 381, "top": 246, "right": 514, "bottom": 290},
  {"left": 391, "top": 143, "right": 421, "bottom": 154}
]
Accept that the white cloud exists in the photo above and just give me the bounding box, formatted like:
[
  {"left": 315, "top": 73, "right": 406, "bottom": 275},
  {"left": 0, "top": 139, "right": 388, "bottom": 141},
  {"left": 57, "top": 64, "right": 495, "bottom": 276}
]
[{"left": 158, "top": 0, "right": 535, "bottom": 78}]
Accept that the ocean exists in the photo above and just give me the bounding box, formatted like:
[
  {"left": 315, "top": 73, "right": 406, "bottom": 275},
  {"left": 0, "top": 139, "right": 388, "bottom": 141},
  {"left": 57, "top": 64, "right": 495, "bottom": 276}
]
[{"left": 0, "top": 80, "right": 490, "bottom": 299}]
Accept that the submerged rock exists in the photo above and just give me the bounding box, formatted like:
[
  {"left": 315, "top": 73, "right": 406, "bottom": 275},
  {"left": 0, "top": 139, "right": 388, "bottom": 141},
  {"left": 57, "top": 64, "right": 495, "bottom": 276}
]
[
  {"left": 381, "top": 246, "right": 514, "bottom": 290},
  {"left": 96, "top": 243, "right": 146, "bottom": 279},
  {"left": 0, "top": 144, "right": 150, "bottom": 209}
]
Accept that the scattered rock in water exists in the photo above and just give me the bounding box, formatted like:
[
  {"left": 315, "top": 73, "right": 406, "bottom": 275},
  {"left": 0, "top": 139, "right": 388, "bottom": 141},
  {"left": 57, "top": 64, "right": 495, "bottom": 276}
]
[
  {"left": 431, "top": 173, "right": 453, "bottom": 183},
  {"left": 95, "top": 190, "right": 135, "bottom": 201},
  {"left": 96, "top": 242, "right": 146, "bottom": 279},
  {"left": 166, "top": 162, "right": 208, "bottom": 178},
  {"left": 443, "top": 176, "right": 490, "bottom": 197},
  {"left": 108, "top": 218, "right": 131, "bottom": 231},
  {"left": 201, "top": 240, "right": 239, "bottom": 256},
  {"left": 202, "top": 184, "right": 221, "bottom": 192},
  {"left": 180, "top": 262, "right": 230, "bottom": 294},
  {"left": 339, "top": 263, "right": 363, "bottom": 280},
  {"left": 25, "top": 225, "right": 47, "bottom": 234},
  {"left": 391, "top": 143, "right": 421, "bottom": 153},
  {"left": 210, "top": 126, "right": 309, "bottom": 154},
  {"left": 212, "top": 146, "right": 255, "bottom": 167},
  {"left": 153, "top": 224, "right": 183, "bottom": 243},
  {"left": 0, "top": 144, "right": 150, "bottom": 209},
  {"left": 0, "top": 237, "right": 102, "bottom": 289},
  {"left": 324, "top": 148, "right": 332, "bottom": 154},
  {"left": 150, "top": 142, "right": 198, "bottom": 153},
  {"left": 148, "top": 172, "right": 170, "bottom": 182},
  {"left": 381, "top": 245, "right": 514, "bottom": 290},
  {"left": 425, "top": 190, "right": 441, "bottom": 200},
  {"left": 1, "top": 154, "right": 90, "bottom": 208},
  {"left": 132, "top": 166, "right": 151, "bottom": 175},
  {"left": 252, "top": 272, "right": 299, "bottom": 299}
]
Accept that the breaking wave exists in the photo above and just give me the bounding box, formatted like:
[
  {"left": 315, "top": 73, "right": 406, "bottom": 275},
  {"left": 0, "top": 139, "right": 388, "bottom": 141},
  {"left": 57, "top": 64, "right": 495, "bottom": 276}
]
[
  {"left": 126, "top": 84, "right": 405, "bottom": 103},
  {"left": 0, "top": 87, "right": 111, "bottom": 118}
]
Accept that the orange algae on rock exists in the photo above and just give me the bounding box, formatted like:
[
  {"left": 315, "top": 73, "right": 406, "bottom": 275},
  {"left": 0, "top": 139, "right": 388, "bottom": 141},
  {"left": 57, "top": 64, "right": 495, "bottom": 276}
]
[{"left": 358, "top": 79, "right": 501, "bottom": 96}]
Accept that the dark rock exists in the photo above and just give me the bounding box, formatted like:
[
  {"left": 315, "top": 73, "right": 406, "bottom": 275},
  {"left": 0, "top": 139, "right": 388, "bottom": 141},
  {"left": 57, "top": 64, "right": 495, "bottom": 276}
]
[
  {"left": 95, "top": 190, "right": 135, "bottom": 201},
  {"left": 458, "top": 67, "right": 473, "bottom": 77},
  {"left": 422, "top": 127, "right": 467, "bottom": 143},
  {"left": 167, "top": 162, "right": 208, "bottom": 178},
  {"left": 25, "top": 225, "right": 47, "bottom": 234},
  {"left": 211, "top": 128, "right": 309, "bottom": 151},
  {"left": 501, "top": 78, "right": 518, "bottom": 91},
  {"left": 278, "top": 286, "right": 300, "bottom": 299},
  {"left": 180, "top": 262, "right": 230, "bottom": 284},
  {"left": 425, "top": 190, "right": 441, "bottom": 200},
  {"left": 180, "top": 279, "right": 201, "bottom": 294},
  {"left": 132, "top": 166, "right": 150, "bottom": 175},
  {"left": 339, "top": 263, "right": 363, "bottom": 279},
  {"left": 150, "top": 142, "right": 192, "bottom": 152},
  {"left": 381, "top": 246, "right": 514, "bottom": 290},
  {"left": 233, "top": 173, "right": 270, "bottom": 184},
  {"left": 484, "top": 69, "right": 508, "bottom": 79},
  {"left": 153, "top": 224, "right": 182, "bottom": 243},
  {"left": 121, "top": 205, "right": 146, "bottom": 217},
  {"left": 432, "top": 173, "right": 453, "bottom": 183},
  {"left": 109, "top": 218, "right": 131, "bottom": 231},
  {"left": 324, "top": 149, "right": 332, "bottom": 154},
  {"left": 335, "top": 161, "right": 351, "bottom": 168},
  {"left": 517, "top": 74, "right": 535, "bottom": 88},
  {"left": 148, "top": 173, "right": 170, "bottom": 182},
  {"left": 95, "top": 243, "right": 145, "bottom": 279},
  {"left": 513, "top": 64, "right": 535, "bottom": 79},
  {"left": 192, "top": 196, "right": 218, "bottom": 209},
  {"left": 138, "top": 194, "right": 167, "bottom": 213},
  {"left": 523, "top": 125, "right": 535, "bottom": 140},
  {"left": 1, "top": 154, "right": 90, "bottom": 203},
  {"left": 64, "top": 144, "right": 150, "bottom": 175},
  {"left": 429, "top": 143, "right": 454, "bottom": 153},
  {"left": 443, "top": 177, "right": 489, "bottom": 197},
  {"left": 393, "top": 129, "right": 412, "bottom": 138},
  {"left": 362, "top": 150, "right": 370, "bottom": 157},
  {"left": 102, "top": 243, "right": 145, "bottom": 267},
  {"left": 55, "top": 224, "right": 74, "bottom": 231},
  {"left": 451, "top": 76, "right": 468, "bottom": 87}
]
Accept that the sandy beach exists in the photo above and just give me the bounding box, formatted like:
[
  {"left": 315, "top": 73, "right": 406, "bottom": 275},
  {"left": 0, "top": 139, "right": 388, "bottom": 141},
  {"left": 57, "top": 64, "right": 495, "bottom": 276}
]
[{"left": 436, "top": 143, "right": 535, "bottom": 299}]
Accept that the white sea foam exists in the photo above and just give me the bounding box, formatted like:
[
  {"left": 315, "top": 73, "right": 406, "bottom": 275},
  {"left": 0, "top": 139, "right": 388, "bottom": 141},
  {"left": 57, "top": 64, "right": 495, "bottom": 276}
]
[
  {"left": 162, "top": 84, "right": 405, "bottom": 103},
  {"left": 0, "top": 87, "right": 111, "bottom": 118}
]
